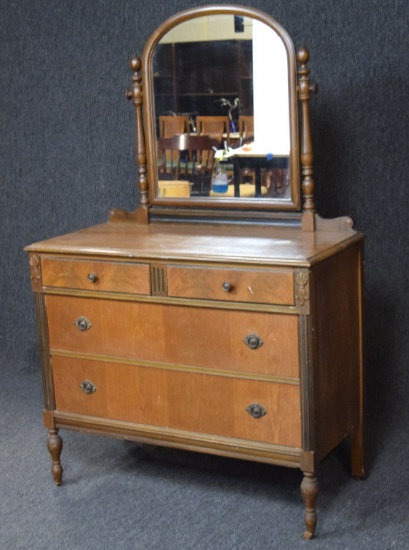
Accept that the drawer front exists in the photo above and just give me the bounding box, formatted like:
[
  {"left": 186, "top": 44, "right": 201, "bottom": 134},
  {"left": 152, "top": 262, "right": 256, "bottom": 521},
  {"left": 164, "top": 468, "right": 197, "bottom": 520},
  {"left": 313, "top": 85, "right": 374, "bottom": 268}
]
[
  {"left": 167, "top": 265, "right": 294, "bottom": 305},
  {"left": 46, "top": 295, "right": 299, "bottom": 379},
  {"left": 52, "top": 355, "right": 301, "bottom": 448},
  {"left": 41, "top": 257, "right": 150, "bottom": 295}
]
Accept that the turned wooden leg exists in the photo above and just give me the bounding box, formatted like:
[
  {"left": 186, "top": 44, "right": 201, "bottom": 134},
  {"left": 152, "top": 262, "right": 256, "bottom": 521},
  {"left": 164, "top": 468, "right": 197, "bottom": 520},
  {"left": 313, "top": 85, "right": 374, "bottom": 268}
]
[
  {"left": 300, "top": 472, "right": 319, "bottom": 539},
  {"left": 46, "top": 429, "right": 63, "bottom": 485}
]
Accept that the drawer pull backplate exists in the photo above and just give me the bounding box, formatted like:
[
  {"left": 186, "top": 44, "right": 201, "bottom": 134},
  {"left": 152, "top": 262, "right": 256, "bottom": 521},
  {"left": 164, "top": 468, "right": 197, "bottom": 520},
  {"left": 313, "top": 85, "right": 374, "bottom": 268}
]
[
  {"left": 246, "top": 403, "right": 267, "bottom": 419},
  {"left": 80, "top": 380, "right": 97, "bottom": 395},
  {"left": 75, "top": 316, "right": 92, "bottom": 332},
  {"left": 243, "top": 333, "right": 264, "bottom": 350}
]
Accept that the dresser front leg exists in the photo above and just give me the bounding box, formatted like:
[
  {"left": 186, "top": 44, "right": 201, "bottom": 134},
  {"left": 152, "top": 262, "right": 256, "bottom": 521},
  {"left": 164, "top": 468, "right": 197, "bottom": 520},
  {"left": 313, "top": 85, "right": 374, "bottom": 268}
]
[
  {"left": 301, "top": 472, "right": 319, "bottom": 539},
  {"left": 46, "top": 429, "right": 63, "bottom": 485}
]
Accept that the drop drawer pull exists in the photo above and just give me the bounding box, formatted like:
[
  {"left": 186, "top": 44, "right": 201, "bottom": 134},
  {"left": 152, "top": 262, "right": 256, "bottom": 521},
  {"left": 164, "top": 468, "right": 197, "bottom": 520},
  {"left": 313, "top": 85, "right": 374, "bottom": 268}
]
[
  {"left": 75, "top": 316, "right": 92, "bottom": 332},
  {"left": 246, "top": 403, "right": 267, "bottom": 419},
  {"left": 80, "top": 380, "right": 97, "bottom": 395},
  {"left": 243, "top": 333, "right": 264, "bottom": 350}
]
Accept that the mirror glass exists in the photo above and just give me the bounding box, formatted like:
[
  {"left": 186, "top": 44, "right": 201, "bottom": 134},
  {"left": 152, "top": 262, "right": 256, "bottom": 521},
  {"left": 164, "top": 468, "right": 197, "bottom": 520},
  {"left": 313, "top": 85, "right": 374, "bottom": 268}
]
[{"left": 147, "top": 11, "right": 298, "bottom": 207}]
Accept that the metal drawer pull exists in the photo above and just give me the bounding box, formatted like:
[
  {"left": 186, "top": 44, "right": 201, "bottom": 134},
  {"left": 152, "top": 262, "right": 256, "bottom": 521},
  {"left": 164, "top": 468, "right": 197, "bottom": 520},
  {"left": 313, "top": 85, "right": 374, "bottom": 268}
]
[
  {"left": 246, "top": 403, "right": 267, "bottom": 419},
  {"left": 243, "top": 333, "right": 264, "bottom": 350},
  {"left": 75, "top": 316, "right": 92, "bottom": 332},
  {"left": 222, "top": 281, "right": 232, "bottom": 292},
  {"left": 87, "top": 272, "right": 97, "bottom": 283},
  {"left": 80, "top": 380, "right": 97, "bottom": 395}
]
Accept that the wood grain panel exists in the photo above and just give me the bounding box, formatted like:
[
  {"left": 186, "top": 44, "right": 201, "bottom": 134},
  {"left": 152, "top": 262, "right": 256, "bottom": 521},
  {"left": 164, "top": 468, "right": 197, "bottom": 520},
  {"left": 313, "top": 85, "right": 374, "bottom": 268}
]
[
  {"left": 46, "top": 295, "right": 299, "bottom": 378},
  {"left": 41, "top": 257, "right": 150, "bottom": 295},
  {"left": 52, "top": 355, "right": 301, "bottom": 448},
  {"left": 168, "top": 265, "right": 294, "bottom": 305},
  {"left": 309, "top": 242, "right": 363, "bottom": 463}
]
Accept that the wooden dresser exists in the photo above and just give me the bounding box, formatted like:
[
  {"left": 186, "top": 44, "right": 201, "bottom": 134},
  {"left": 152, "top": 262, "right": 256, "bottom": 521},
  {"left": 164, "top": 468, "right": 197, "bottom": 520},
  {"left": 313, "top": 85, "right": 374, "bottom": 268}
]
[
  {"left": 25, "top": 5, "right": 365, "bottom": 540},
  {"left": 26, "top": 221, "right": 364, "bottom": 538}
]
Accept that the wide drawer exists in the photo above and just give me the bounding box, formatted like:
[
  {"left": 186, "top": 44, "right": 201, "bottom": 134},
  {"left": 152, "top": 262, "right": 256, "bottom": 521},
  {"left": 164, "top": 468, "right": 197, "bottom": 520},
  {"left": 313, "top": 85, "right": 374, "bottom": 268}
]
[
  {"left": 46, "top": 295, "right": 299, "bottom": 379},
  {"left": 41, "top": 257, "right": 150, "bottom": 295},
  {"left": 52, "top": 355, "right": 302, "bottom": 448},
  {"left": 167, "top": 265, "right": 294, "bottom": 305}
]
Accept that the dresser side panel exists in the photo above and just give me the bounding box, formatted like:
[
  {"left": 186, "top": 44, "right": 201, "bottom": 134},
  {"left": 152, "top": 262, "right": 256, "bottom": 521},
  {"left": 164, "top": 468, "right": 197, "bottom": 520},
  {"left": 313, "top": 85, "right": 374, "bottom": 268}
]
[{"left": 310, "top": 242, "right": 364, "bottom": 462}]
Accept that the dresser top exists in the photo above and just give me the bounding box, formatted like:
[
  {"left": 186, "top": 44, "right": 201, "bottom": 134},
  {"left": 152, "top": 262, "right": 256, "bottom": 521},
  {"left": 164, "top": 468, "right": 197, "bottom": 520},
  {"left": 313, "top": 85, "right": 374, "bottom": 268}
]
[{"left": 25, "top": 222, "right": 363, "bottom": 267}]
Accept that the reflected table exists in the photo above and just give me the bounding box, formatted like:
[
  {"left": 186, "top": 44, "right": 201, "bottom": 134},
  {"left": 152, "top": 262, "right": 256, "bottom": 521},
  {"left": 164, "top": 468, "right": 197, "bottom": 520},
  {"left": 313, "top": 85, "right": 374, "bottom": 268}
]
[{"left": 230, "top": 151, "right": 289, "bottom": 197}]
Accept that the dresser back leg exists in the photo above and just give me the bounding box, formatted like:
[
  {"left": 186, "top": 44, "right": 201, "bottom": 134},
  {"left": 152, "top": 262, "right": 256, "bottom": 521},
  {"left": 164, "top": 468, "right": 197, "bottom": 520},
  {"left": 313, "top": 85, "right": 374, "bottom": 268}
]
[{"left": 349, "top": 427, "right": 366, "bottom": 479}]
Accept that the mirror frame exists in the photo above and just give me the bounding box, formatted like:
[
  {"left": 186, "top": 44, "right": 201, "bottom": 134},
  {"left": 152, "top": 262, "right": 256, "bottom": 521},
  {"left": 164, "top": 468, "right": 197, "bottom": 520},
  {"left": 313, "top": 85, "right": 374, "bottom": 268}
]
[{"left": 142, "top": 5, "right": 301, "bottom": 221}]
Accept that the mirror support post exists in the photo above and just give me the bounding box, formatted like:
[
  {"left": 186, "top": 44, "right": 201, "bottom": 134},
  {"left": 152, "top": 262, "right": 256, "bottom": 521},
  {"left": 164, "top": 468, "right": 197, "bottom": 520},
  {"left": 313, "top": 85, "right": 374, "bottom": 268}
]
[
  {"left": 110, "top": 56, "right": 150, "bottom": 223},
  {"left": 297, "top": 47, "right": 318, "bottom": 232}
]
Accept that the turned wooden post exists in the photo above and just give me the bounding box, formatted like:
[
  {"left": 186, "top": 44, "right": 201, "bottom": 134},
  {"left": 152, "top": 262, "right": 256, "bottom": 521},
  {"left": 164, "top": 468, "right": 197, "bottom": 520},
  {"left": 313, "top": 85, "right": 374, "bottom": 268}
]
[
  {"left": 110, "top": 55, "right": 149, "bottom": 223},
  {"left": 46, "top": 429, "right": 63, "bottom": 486},
  {"left": 297, "top": 47, "right": 318, "bottom": 232},
  {"left": 128, "top": 56, "right": 149, "bottom": 210}
]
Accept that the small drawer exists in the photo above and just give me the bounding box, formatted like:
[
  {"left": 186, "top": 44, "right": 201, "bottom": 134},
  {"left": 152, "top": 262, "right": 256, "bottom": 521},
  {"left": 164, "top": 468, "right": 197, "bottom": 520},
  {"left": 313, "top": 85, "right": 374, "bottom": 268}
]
[
  {"left": 52, "top": 355, "right": 302, "bottom": 448},
  {"left": 41, "top": 257, "right": 150, "bottom": 295},
  {"left": 167, "top": 265, "right": 294, "bottom": 305}
]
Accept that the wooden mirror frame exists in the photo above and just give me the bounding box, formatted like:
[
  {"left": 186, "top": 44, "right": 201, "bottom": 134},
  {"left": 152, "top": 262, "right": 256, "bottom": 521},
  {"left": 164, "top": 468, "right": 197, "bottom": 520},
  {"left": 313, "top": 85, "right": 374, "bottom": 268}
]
[{"left": 110, "top": 5, "right": 318, "bottom": 229}]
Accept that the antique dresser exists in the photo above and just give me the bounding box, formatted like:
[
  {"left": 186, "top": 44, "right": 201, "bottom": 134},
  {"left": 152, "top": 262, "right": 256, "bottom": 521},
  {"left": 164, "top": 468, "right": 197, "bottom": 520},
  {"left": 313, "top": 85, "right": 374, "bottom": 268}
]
[{"left": 26, "top": 5, "right": 365, "bottom": 539}]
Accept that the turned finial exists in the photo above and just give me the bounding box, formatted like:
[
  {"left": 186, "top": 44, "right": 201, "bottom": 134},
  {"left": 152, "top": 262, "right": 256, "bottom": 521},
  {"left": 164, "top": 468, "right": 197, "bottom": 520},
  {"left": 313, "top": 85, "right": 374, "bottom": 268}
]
[
  {"left": 126, "top": 55, "right": 142, "bottom": 100},
  {"left": 297, "top": 48, "right": 318, "bottom": 94},
  {"left": 297, "top": 46, "right": 309, "bottom": 65},
  {"left": 130, "top": 55, "right": 141, "bottom": 73}
]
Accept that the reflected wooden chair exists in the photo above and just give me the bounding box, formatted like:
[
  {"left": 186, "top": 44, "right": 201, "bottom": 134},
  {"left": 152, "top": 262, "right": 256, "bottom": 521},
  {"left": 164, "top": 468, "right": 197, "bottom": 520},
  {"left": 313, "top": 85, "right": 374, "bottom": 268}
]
[
  {"left": 158, "top": 115, "right": 190, "bottom": 168},
  {"left": 196, "top": 116, "right": 230, "bottom": 146},
  {"left": 157, "top": 134, "right": 220, "bottom": 195},
  {"left": 237, "top": 115, "right": 255, "bottom": 184},
  {"left": 196, "top": 115, "right": 230, "bottom": 175},
  {"left": 238, "top": 115, "right": 254, "bottom": 143},
  {"left": 158, "top": 115, "right": 190, "bottom": 138}
]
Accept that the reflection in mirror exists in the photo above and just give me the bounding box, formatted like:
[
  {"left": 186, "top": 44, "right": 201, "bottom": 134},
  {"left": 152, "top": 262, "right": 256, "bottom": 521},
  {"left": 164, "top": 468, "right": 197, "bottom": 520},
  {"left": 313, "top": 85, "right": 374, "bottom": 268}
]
[{"left": 151, "top": 14, "right": 292, "bottom": 201}]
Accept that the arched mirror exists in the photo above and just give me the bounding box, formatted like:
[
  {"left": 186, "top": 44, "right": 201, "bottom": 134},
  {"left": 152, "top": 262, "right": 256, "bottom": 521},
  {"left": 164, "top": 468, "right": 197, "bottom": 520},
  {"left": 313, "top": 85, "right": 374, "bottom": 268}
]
[
  {"left": 114, "top": 5, "right": 318, "bottom": 225},
  {"left": 142, "top": 6, "right": 300, "bottom": 214}
]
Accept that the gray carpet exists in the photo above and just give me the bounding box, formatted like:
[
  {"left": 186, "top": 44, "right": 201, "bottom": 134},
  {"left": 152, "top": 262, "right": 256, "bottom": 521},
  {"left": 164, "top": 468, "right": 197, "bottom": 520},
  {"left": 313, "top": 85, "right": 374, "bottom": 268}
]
[{"left": 1, "top": 356, "right": 408, "bottom": 549}]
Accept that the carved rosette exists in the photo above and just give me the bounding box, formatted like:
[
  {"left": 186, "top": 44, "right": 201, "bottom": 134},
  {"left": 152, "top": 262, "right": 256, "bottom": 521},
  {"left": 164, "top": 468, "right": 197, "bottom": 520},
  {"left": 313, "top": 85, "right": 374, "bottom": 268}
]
[
  {"left": 295, "top": 270, "right": 310, "bottom": 312},
  {"left": 29, "top": 254, "right": 42, "bottom": 292}
]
